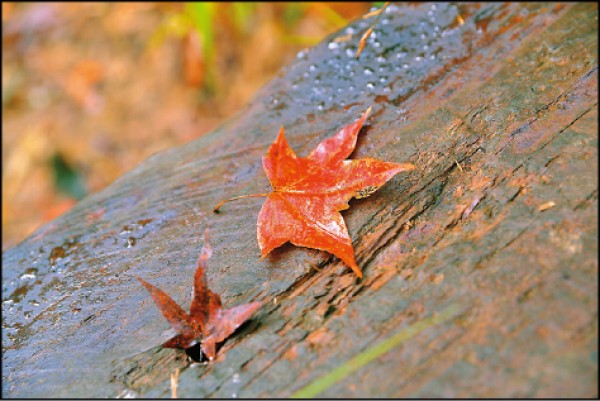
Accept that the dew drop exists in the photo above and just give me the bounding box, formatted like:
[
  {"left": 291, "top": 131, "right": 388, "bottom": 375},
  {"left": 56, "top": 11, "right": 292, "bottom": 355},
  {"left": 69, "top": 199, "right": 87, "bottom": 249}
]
[
  {"left": 328, "top": 42, "right": 339, "bottom": 50},
  {"left": 116, "top": 389, "right": 138, "bottom": 399},
  {"left": 363, "top": 68, "right": 373, "bottom": 76}
]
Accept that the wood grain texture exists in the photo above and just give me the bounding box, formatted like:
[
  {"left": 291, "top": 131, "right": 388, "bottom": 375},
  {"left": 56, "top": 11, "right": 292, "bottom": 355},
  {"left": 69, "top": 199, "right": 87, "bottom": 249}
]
[{"left": 2, "top": 3, "right": 597, "bottom": 398}]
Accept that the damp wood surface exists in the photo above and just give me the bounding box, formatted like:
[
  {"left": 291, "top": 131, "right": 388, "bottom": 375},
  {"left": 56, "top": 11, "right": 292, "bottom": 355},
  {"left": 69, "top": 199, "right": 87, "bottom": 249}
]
[{"left": 2, "top": 3, "right": 597, "bottom": 398}]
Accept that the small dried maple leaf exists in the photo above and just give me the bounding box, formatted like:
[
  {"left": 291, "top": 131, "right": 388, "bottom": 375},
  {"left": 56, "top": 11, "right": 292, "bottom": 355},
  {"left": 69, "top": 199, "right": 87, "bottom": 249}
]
[
  {"left": 258, "top": 108, "right": 414, "bottom": 277},
  {"left": 136, "top": 230, "right": 262, "bottom": 361}
]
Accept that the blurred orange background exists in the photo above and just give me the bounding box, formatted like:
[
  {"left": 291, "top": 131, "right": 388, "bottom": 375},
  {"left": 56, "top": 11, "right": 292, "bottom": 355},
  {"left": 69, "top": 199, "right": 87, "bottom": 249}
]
[{"left": 2, "top": 2, "right": 373, "bottom": 250}]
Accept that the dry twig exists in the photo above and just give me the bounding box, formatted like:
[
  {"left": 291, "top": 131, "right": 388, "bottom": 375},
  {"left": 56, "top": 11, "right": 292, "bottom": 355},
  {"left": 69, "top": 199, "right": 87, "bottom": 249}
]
[
  {"left": 356, "top": 2, "right": 391, "bottom": 58},
  {"left": 170, "top": 368, "right": 180, "bottom": 399}
]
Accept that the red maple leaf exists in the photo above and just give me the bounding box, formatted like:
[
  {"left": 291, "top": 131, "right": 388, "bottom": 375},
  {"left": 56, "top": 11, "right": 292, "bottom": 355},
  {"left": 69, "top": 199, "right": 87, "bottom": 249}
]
[
  {"left": 256, "top": 108, "right": 414, "bottom": 277},
  {"left": 214, "top": 108, "right": 414, "bottom": 277},
  {"left": 136, "top": 230, "right": 262, "bottom": 361}
]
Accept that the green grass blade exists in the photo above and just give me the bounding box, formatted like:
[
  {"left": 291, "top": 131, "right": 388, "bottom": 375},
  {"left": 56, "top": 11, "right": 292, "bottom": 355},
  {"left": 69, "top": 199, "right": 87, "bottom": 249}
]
[
  {"left": 291, "top": 303, "right": 462, "bottom": 398},
  {"left": 185, "top": 2, "right": 216, "bottom": 65}
]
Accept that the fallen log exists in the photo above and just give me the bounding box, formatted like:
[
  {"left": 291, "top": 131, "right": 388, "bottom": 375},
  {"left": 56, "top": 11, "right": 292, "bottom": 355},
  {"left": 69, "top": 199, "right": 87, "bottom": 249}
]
[{"left": 2, "top": 3, "right": 597, "bottom": 398}]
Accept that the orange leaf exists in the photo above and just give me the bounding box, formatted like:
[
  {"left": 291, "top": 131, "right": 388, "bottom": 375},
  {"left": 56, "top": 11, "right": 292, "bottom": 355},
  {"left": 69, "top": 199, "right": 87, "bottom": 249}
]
[{"left": 257, "top": 108, "right": 414, "bottom": 277}]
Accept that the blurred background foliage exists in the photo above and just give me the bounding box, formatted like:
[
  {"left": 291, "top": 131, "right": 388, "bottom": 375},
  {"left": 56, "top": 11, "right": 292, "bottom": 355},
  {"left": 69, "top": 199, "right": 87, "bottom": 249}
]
[{"left": 2, "top": 2, "right": 374, "bottom": 250}]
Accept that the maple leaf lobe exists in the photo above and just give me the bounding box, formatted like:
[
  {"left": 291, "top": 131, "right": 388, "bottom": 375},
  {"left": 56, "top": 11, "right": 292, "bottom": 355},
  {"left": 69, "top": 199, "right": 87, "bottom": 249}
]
[{"left": 257, "top": 108, "right": 415, "bottom": 277}]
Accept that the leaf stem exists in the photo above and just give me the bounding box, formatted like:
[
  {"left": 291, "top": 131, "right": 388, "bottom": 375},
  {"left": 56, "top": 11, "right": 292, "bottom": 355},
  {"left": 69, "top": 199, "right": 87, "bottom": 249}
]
[{"left": 213, "top": 193, "right": 269, "bottom": 213}]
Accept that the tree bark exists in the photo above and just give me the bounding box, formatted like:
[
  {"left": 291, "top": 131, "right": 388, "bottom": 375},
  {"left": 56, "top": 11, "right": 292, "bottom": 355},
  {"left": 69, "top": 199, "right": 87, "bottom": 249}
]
[{"left": 2, "top": 3, "right": 597, "bottom": 398}]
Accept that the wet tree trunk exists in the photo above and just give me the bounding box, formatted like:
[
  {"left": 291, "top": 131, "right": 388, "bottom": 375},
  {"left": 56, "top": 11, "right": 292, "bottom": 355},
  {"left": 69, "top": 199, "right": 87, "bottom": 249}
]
[{"left": 2, "top": 3, "right": 597, "bottom": 398}]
